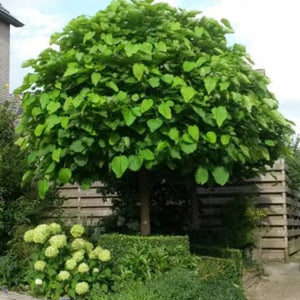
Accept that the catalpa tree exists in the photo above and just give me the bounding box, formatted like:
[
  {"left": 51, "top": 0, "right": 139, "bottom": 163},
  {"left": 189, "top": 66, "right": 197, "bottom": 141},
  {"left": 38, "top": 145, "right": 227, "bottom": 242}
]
[{"left": 16, "top": 0, "right": 292, "bottom": 235}]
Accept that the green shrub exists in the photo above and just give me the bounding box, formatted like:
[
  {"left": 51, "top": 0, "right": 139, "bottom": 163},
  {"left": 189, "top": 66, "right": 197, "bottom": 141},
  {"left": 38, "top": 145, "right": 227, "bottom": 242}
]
[
  {"left": 195, "top": 256, "right": 241, "bottom": 284},
  {"left": 98, "top": 234, "right": 193, "bottom": 284},
  {"left": 109, "top": 268, "right": 246, "bottom": 300},
  {"left": 24, "top": 223, "right": 114, "bottom": 300},
  {"left": 190, "top": 245, "right": 243, "bottom": 278},
  {"left": 98, "top": 234, "right": 189, "bottom": 262}
]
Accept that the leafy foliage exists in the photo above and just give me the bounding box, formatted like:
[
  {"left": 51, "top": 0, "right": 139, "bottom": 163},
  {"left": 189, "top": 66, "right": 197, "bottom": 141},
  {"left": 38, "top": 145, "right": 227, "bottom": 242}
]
[
  {"left": 286, "top": 135, "right": 300, "bottom": 191},
  {"left": 15, "top": 0, "right": 292, "bottom": 199},
  {"left": 109, "top": 268, "right": 246, "bottom": 300}
]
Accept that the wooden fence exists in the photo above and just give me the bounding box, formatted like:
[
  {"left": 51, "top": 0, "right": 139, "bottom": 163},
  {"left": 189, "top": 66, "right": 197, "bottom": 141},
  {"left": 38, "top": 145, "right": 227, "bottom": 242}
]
[
  {"left": 196, "top": 159, "right": 300, "bottom": 261},
  {"left": 50, "top": 159, "right": 300, "bottom": 261}
]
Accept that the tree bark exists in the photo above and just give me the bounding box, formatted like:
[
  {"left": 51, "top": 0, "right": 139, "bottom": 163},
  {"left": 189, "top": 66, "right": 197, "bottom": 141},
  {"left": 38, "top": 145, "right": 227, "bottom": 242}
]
[{"left": 139, "top": 168, "right": 151, "bottom": 235}]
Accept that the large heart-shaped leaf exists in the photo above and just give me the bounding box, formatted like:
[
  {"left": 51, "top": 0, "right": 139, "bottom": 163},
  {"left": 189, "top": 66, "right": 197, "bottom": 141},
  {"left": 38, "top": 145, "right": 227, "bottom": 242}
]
[
  {"left": 128, "top": 155, "right": 143, "bottom": 171},
  {"left": 195, "top": 167, "right": 209, "bottom": 184},
  {"left": 147, "top": 118, "right": 163, "bottom": 132},
  {"left": 158, "top": 103, "right": 172, "bottom": 119},
  {"left": 204, "top": 76, "right": 218, "bottom": 94},
  {"left": 181, "top": 86, "right": 196, "bottom": 102},
  {"left": 188, "top": 125, "right": 199, "bottom": 141},
  {"left": 212, "top": 167, "right": 229, "bottom": 186},
  {"left": 133, "top": 63, "right": 147, "bottom": 81},
  {"left": 38, "top": 179, "right": 49, "bottom": 199},
  {"left": 122, "top": 108, "right": 136, "bottom": 126},
  {"left": 212, "top": 106, "right": 228, "bottom": 127},
  {"left": 112, "top": 156, "right": 129, "bottom": 178},
  {"left": 141, "top": 99, "right": 153, "bottom": 113},
  {"left": 58, "top": 168, "right": 72, "bottom": 183}
]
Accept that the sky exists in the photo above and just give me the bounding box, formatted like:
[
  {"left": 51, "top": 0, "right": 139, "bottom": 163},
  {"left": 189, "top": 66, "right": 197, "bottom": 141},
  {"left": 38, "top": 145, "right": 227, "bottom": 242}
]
[{"left": 2, "top": 0, "right": 300, "bottom": 133}]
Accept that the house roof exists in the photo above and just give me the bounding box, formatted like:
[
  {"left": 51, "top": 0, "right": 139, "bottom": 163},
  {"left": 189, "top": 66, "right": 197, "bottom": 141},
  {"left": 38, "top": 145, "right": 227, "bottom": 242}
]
[{"left": 0, "top": 3, "right": 23, "bottom": 27}]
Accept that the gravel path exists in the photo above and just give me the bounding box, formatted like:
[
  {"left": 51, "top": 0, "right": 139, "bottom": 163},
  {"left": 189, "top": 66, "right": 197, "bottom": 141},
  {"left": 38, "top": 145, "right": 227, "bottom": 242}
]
[
  {"left": 246, "top": 262, "right": 300, "bottom": 300},
  {"left": 0, "top": 290, "right": 39, "bottom": 300}
]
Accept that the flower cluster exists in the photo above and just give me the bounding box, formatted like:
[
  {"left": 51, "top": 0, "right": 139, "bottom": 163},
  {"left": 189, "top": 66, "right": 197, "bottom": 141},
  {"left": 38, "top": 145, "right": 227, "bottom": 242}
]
[{"left": 24, "top": 223, "right": 112, "bottom": 298}]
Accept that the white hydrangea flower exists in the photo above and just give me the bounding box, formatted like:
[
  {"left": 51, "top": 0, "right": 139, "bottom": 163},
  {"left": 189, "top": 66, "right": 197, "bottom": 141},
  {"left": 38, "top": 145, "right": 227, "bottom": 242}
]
[
  {"left": 34, "top": 260, "right": 46, "bottom": 272},
  {"left": 33, "top": 224, "right": 50, "bottom": 244},
  {"left": 89, "top": 246, "right": 102, "bottom": 259},
  {"left": 57, "top": 270, "right": 70, "bottom": 281},
  {"left": 35, "top": 278, "right": 43, "bottom": 285},
  {"left": 49, "top": 234, "right": 67, "bottom": 249},
  {"left": 93, "top": 268, "right": 99, "bottom": 274},
  {"left": 85, "top": 241, "right": 94, "bottom": 253},
  {"left": 44, "top": 246, "right": 59, "bottom": 258},
  {"left": 49, "top": 223, "right": 62, "bottom": 234},
  {"left": 65, "top": 258, "right": 77, "bottom": 270},
  {"left": 70, "top": 224, "right": 85, "bottom": 238},
  {"left": 71, "top": 238, "right": 86, "bottom": 250},
  {"left": 98, "top": 249, "right": 111, "bottom": 262},
  {"left": 24, "top": 229, "right": 35, "bottom": 243},
  {"left": 72, "top": 250, "right": 85, "bottom": 262},
  {"left": 77, "top": 263, "right": 89, "bottom": 273},
  {"left": 75, "top": 282, "right": 89, "bottom": 295}
]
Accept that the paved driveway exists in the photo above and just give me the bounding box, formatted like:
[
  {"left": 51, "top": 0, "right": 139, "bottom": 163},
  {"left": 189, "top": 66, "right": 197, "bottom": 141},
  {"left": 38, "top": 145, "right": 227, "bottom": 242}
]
[{"left": 247, "top": 262, "right": 300, "bottom": 300}]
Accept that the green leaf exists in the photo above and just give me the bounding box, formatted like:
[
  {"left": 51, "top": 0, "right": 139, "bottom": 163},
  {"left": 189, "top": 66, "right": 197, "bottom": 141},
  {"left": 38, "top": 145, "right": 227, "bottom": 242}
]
[
  {"left": 140, "top": 149, "right": 155, "bottom": 160},
  {"left": 32, "top": 107, "right": 42, "bottom": 119},
  {"left": 106, "top": 81, "right": 119, "bottom": 92},
  {"left": 206, "top": 131, "right": 217, "bottom": 143},
  {"left": 70, "top": 140, "right": 85, "bottom": 153},
  {"left": 155, "top": 41, "right": 167, "bottom": 52},
  {"left": 180, "top": 86, "right": 196, "bottom": 102},
  {"left": 221, "top": 18, "right": 233, "bottom": 30},
  {"left": 47, "top": 102, "right": 61, "bottom": 114},
  {"left": 125, "top": 42, "right": 139, "bottom": 57},
  {"left": 109, "top": 133, "right": 120, "bottom": 145},
  {"left": 112, "top": 156, "right": 129, "bottom": 178},
  {"left": 74, "top": 155, "right": 88, "bottom": 166},
  {"left": 220, "top": 82, "right": 230, "bottom": 91},
  {"left": 162, "top": 74, "right": 174, "bottom": 84},
  {"left": 83, "top": 31, "right": 95, "bottom": 44},
  {"left": 204, "top": 77, "right": 218, "bottom": 94},
  {"left": 221, "top": 134, "right": 231, "bottom": 145},
  {"left": 46, "top": 162, "right": 56, "bottom": 174},
  {"left": 133, "top": 63, "right": 147, "bottom": 81},
  {"left": 60, "top": 117, "right": 69, "bottom": 129},
  {"left": 147, "top": 118, "right": 163, "bottom": 132},
  {"left": 212, "top": 106, "right": 228, "bottom": 127},
  {"left": 157, "top": 141, "right": 169, "bottom": 152},
  {"left": 63, "top": 65, "right": 78, "bottom": 77},
  {"left": 265, "top": 140, "right": 275, "bottom": 146},
  {"left": 91, "top": 73, "right": 101, "bottom": 86},
  {"left": 169, "top": 128, "right": 179, "bottom": 143},
  {"left": 183, "top": 61, "right": 196, "bottom": 72},
  {"left": 158, "top": 103, "right": 172, "bottom": 119},
  {"left": 34, "top": 124, "right": 45, "bottom": 137},
  {"left": 141, "top": 99, "right": 153, "bottom": 113},
  {"left": 140, "top": 42, "right": 153, "bottom": 54},
  {"left": 38, "top": 179, "right": 49, "bottom": 199},
  {"left": 181, "top": 143, "right": 197, "bottom": 154},
  {"left": 122, "top": 108, "right": 136, "bottom": 126},
  {"left": 188, "top": 125, "right": 199, "bottom": 141},
  {"left": 212, "top": 167, "right": 229, "bottom": 185},
  {"left": 58, "top": 168, "right": 72, "bottom": 183},
  {"left": 195, "top": 167, "right": 209, "bottom": 184},
  {"left": 22, "top": 170, "right": 33, "bottom": 187},
  {"left": 52, "top": 148, "right": 62, "bottom": 162},
  {"left": 40, "top": 93, "right": 49, "bottom": 109},
  {"left": 128, "top": 155, "right": 143, "bottom": 171},
  {"left": 148, "top": 77, "right": 160, "bottom": 88}
]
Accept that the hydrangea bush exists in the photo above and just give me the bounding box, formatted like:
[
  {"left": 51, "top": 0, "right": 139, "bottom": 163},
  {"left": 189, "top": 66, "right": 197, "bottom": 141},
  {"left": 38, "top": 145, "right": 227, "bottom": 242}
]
[{"left": 24, "top": 223, "right": 113, "bottom": 299}]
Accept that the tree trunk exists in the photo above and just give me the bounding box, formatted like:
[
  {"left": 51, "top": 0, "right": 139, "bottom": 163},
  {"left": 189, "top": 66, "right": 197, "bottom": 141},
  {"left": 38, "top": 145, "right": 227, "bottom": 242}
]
[
  {"left": 139, "top": 168, "right": 151, "bottom": 235},
  {"left": 190, "top": 183, "right": 200, "bottom": 231}
]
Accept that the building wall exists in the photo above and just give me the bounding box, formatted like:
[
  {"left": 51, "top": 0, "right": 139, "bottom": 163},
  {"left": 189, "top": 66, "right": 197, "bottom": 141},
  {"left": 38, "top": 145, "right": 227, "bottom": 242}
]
[{"left": 0, "top": 19, "right": 10, "bottom": 102}]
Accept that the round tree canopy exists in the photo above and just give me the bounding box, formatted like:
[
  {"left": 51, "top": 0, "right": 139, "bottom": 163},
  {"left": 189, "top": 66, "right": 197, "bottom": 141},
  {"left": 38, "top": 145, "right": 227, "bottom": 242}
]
[{"left": 15, "top": 0, "right": 293, "bottom": 198}]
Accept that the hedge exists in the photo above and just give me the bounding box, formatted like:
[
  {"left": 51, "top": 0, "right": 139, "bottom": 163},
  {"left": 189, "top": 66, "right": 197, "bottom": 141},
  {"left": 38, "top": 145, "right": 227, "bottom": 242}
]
[
  {"left": 190, "top": 245, "right": 243, "bottom": 279},
  {"left": 98, "top": 234, "right": 189, "bottom": 262}
]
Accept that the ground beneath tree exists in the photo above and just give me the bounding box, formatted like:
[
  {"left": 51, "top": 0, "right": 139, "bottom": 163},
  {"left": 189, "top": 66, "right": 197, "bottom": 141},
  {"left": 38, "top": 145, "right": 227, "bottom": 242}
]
[{"left": 246, "top": 253, "right": 300, "bottom": 300}]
